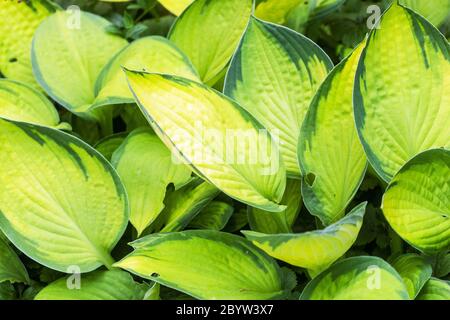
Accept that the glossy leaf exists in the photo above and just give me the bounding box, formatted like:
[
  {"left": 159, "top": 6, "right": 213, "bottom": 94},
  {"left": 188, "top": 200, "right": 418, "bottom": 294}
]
[
  {"left": 392, "top": 253, "right": 432, "bottom": 299},
  {"left": 93, "top": 36, "right": 199, "bottom": 108},
  {"left": 115, "top": 230, "right": 291, "bottom": 300},
  {"left": 354, "top": 3, "right": 450, "bottom": 182},
  {"left": 0, "top": 79, "right": 68, "bottom": 129},
  {"left": 382, "top": 149, "right": 450, "bottom": 254},
  {"left": 225, "top": 17, "right": 333, "bottom": 176},
  {"left": 248, "top": 179, "right": 302, "bottom": 234},
  {"left": 35, "top": 270, "right": 146, "bottom": 300},
  {"left": 158, "top": 0, "right": 193, "bottom": 16},
  {"left": 0, "top": 0, "right": 56, "bottom": 87},
  {"left": 111, "top": 128, "right": 192, "bottom": 235},
  {"left": 189, "top": 201, "right": 234, "bottom": 231},
  {"left": 399, "top": 0, "right": 450, "bottom": 26},
  {"left": 416, "top": 278, "right": 450, "bottom": 300},
  {"left": 243, "top": 202, "right": 366, "bottom": 275},
  {"left": 0, "top": 237, "right": 29, "bottom": 284},
  {"left": 0, "top": 119, "right": 128, "bottom": 272},
  {"left": 300, "top": 256, "right": 410, "bottom": 300},
  {"left": 169, "top": 0, "right": 253, "bottom": 84},
  {"left": 126, "top": 71, "right": 287, "bottom": 212},
  {"left": 32, "top": 10, "right": 127, "bottom": 118},
  {"left": 299, "top": 42, "right": 367, "bottom": 225}
]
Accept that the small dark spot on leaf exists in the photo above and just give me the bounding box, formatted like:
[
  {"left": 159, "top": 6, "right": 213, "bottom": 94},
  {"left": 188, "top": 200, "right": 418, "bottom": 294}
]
[
  {"left": 305, "top": 173, "right": 316, "bottom": 187},
  {"left": 9, "top": 58, "right": 17, "bottom": 63},
  {"left": 151, "top": 273, "right": 160, "bottom": 278}
]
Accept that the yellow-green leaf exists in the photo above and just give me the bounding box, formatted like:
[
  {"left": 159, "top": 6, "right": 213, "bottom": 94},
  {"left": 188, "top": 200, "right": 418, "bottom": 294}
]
[
  {"left": 115, "top": 230, "right": 291, "bottom": 300},
  {"left": 0, "top": 0, "right": 56, "bottom": 87},
  {"left": 35, "top": 270, "right": 146, "bottom": 300},
  {"left": 248, "top": 179, "right": 302, "bottom": 234},
  {"left": 126, "top": 71, "right": 287, "bottom": 212},
  {"left": 392, "top": 253, "right": 432, "bottom": 299},
  {"left": 243, "top": 202, "right": 366, "bottom": 275},
  {"left": 93, "top": 36, "right": 199, "bottom": 108},
  {"left": 255, "top": 0, "right": 305, "bottom": 24},
  {"left": 0, "top": 79, "right": 69, "bottom": 129},
  {"left": 399, "top": 0, "right": 450, "bottom": 26},
  {"left": 111, "top": 128, "right": 192, "bottom": 235},
  {"left": 0, "top": 119, "right": 128, "bottom": 272},
  {"left": 298, "top": 42, "right": 367, "bottom": 225},
  {"left": 151, "top": 180, "right": 220, "bottom": 233},
  {"left": 416, "top": 278, "right": 450, "bottom": 300},
  {"left": 0, "top": 237, "right": 29, "bottom": 284},
  {"left": 382, "top": 149, "right": 450, "bottom": 254},
  {"left": 300, "top": 256, "right": 410, "bottom": 300},
  {"left": 169, "top": 0, "right": 253, "bottom": 84},
  {"left": 32, "top": 10, "right": 127, "bottom": 118},
  {"left": 354, "top": 3, "right": 450, "bottom": 182},
  {"left": 225, "top": 17, "right": 333, "bottom": 176},
  {"left": 189, "top": 201, "right": 234, "bottom": 231},
  {"left": 94, "top": 133, "right": 127, "bottom": 161},
  {"left": 158, "top": 0, "right": 193, "bottom": 16}
]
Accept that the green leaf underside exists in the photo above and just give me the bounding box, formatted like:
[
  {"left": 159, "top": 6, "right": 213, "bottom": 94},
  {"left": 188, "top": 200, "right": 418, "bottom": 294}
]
[
  {"left": 300, "top": 256, "right": 410, "bottom": 300},
  {"left": 225, "top": 17, "right": 333, "bottom": 176},
  {"left": 0, "top": 119, "right": 128, "bottom": 272},
  {"left": 115, "top": 230, "right": 288, "bottom": 300},
  {"left": 32, "top": 10, "right": 127, "bottom": 118},
  {"left": 93, "top": 36, "right": 200, "bottom": 108},
  {"left": 125, "top": 71, "right": 286, "bottom": 212},
  {"left": 189, "top": 201, "right": 234, "bottom": 231},
  {"left": 94, "top": 133, "right": 127, "bottom": 161},
  {"left": 248, "top": 179, "right": 302, "bottom": 234},
  {"left": 0, "top": 0, "right": 55, "bottom": 87},
  {"left": 382, "top": 149, "right": 450, "bottom": 254},
  {"left": 416, "top": 278, "right": 450, "bottom": 300},
  {"left": 354, "top": 4, "right": 450, "bottom": 182},
  {"left": 299, "top": 42, "right": 367, "bottom": 226},
  {"left": 0, "top": 236, "right": 30, "bottom": 284},
  {"left": 151, "top": 180, "right": 220, "bottom": 233},
  {"left": 35, "top": 270, "right": 146, "bottom": 300},
  {"left": 169, "top": 0, "right": 253, "bottom": 84},
  {"left": 392, "top": 253, "right": 432, "bottom": 299},
  {"left": 243, "top": 202, "right": 366, "bottom": 273},
  {"left": 112, "top": 128, "right": 192, "bottom": 235}
]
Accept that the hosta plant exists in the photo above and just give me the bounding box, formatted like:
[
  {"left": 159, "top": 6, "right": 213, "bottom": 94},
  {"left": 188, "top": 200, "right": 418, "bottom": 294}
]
[{"left": 0, "top": 0, "right": 449, "bottom": 301}]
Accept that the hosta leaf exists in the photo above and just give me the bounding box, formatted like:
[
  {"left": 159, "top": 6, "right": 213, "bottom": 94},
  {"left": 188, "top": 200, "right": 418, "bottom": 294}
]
[
  {"left": 300, "top": 256, "right": 410, "bottom": 300},
  {"left": 35, "top": 270, "right": 146, "bottom": 300},
  {"left": 312, "top": 0, "right": 346, "bottom": 19},
  {"left": 0, "top": 0, "right": 56, "bottom": 87},
  {"left": 93, "top": 36, "right": 199, "bottom": 108},
  {"left": 0, "top": 79, "right": 68, "bottom": 129},
  {"left": 224, "top": 208, "right": 249, "bottom": 233},
  {"left": 32, "top": 10, "right": 127, "bottom": 118},
  {"left": 0, "top": 119, "right": 128, "bottom": 272},
  {"left": 225, "top": 17, "right": 333, "bottom": 176},
  {"left": 189, "top": 201, "right": 234, "bottom": 231},
  {"left": 382, "top": 149, "right": 450, "bottom": 254},
  {"left": 354, "top": 3, "right": 450, "bottom": 182},
  {"left": 416, "top": 278, "right": 450, "bottom": 300},
  {"left": 255, "top": 0, "right": 306, "bottom": 24},
  {"left": 248, "top": 179, "right": 302, "bottom": 234},
  {"left": 94, "top": 133, "right": 127, "bottom": 161},
  {"left": 115, "top": 230, "right": 290, "bottom": 300},
  {"left": 298, "top": 42, "right": 367, "bottom": 226},
  {"left": 169, "top": 0, "right": 253, "bottom": 84},
  {"left": 111, "top": 128, "right": 192, "bottom": 235},
  {"left": 392, "top": 253, "right": 432, "bottom": 299},
  {"left": 0, "top": 282, "right": 16, "bottom": 300},
  {"left": 399, "top": 0, "right": 450, "bottom": 26},
  {"left": 126, "top": 71, "right": 287, "bottom": 212},
  {"left": 151, "top": 180, "right": 220, "bottom": 233},
  {"left": 243, "top": 202, "right": 366, "bottom": 275},
  {"left": 158, "top": 0, "right": 193, "bottom": 16},
  {"left": 0, "top": 237, "right": 29, "bottom": 284}
]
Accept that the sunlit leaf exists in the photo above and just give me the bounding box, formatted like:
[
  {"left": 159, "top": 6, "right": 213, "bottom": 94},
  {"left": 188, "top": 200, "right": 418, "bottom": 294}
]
[{"left": 392, "top": 253, "right": 432, "bottom": 299}]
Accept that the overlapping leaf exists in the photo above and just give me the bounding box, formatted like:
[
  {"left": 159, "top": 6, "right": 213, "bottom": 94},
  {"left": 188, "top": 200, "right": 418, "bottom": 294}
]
[
  {"left": 299, "top": 42, "right": 367, "bottom": 225},
  {"left": 225, "top": 17, "right": 333, "bottom": 176},
  {"left": 382, "top": 149, "right": 450, "bottom": 254},
  {"left": 354, "top": 3, "right": 450, "bottom": 182},
  {"left": 0, "top": 237, "right": 30, "bottom": 284},
  {"left": 189, "top": 201, "right": 234, "bottom": 231},
  {"left": 126, "top": 71, "right": 286, "bottom": 212},
  {"left": 392, "top": 253, "right": 432, "bottom": 299}
]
